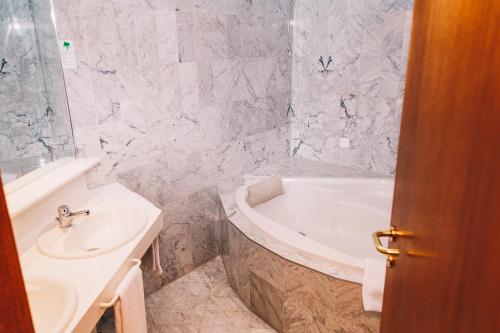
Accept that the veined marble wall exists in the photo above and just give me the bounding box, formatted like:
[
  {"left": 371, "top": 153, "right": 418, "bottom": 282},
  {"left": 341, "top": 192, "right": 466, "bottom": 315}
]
[
  {"left": 52, "top": 0, "right": 293, "bottom": 292},
  {"left": 222, "top": 219, "right": 380, "bottom": 332},
  {"left": 0, "top": 0, "right": 75, "bottom": 175},
  {"left": 290, "top": 0, "right": 414, "bottom": 175},
  {"left": 0, "top": 0, "right": 52, "bottom": 162}
]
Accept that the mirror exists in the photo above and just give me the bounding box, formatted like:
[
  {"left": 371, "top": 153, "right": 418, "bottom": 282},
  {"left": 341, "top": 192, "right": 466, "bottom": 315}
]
[{"left": 0, "top": 0, "right": 75, "bottom": 184}]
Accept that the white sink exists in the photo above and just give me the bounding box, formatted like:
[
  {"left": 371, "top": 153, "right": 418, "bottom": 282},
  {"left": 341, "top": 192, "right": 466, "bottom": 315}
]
[
  {"left": 37, "top": 203, "right": 147, "bottom": 259},
  {"left": 25, "top": 276, "right": 77, "bottom": 333}
]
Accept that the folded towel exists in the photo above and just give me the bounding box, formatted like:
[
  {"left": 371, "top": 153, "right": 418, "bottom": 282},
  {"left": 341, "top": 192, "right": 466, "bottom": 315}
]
[
  {"left": 362, "top": 258, "right": 387, "bottom": 312},
  {"left": 247, "top": 175, "right": 285, "bottom": 207},
  {"left": 142, "top": 237, "right": 163, "bottom": 275},
  {"left": 114, "top": 264, "right": 147, "bottom": 333}
]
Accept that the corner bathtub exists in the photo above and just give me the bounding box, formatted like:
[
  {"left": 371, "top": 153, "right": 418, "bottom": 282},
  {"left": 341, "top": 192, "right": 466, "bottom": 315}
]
[{"left": 235, "top": 177, "right": 394, "bottom": 273}]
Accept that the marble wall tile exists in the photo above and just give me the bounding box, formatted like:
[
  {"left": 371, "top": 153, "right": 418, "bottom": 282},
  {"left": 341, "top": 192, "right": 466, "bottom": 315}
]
[
  {"left": 176, "top": 11, "right": 196, "bottom": 63},
  {"left": 267, "top": 56, "right": 292, "bottom": 96},
  {"left": 290, "top": 90, "right": 402, "bottom": 175},
  {"left": 267, "top": 18, "right": 290, "bottom": 58},
  {"left": 117, "top": 67, "right": 162, "bottom": 132},
  {"left": 61, "top": 67, "right": 97, "bottom": 129},
  {"left": 240, "top": 0, "right": 267, "bottom": 58},
  {"left": 222, "top": 218, "right": 381, "bottom": 332},
  {"left": 85, "top": 7, "right": 118, "bottom": 70},
  {"left": 90, "top": 70, "right": 120, "bottom": 124},
  {"left": 157, "top": 10, "right": 179, "bottom": 65},
  {"left": 194, "top": 11, "right": 228, "bottom": 61},
  {"left": 159, "top": 222, "right": 197, "bottom": 283},
  {"left": 250, "top": 273, "right": 284, "bottom": 332},
  {"left": 52, "top": 5, "right": 97, "bottom": 131},
  {"left": 227, "top": 15, "right": 242, "bottom": 58},
  {"left": 333, "top": 279, "right": 381, "bottom": 332},
  {"left": 197, "top": 61, "right": 215, "bottom": 106},
  {"left": 266, "top": 92, "right": 290, "bottom": 121},
  {"left": 193, "top": 0, "right": 226, "bottom": 15},
  {"left": 247, "top": 244, "right": 286, "bottom": 291},
  {"left": 358, "top": 0, "right": 405, "bottom": 102},
  {"left": 211, "top": 58, "right": 235, "bottom": 105},
  {"left": 267, "top": 0, "right": 293, "bottom": 20},
  {"left": 159, "top": 63, "right": 181, "bottom": 115},
  {"left": 223, "top": 220, "right": 252, "bottom": 305},
  {"left": 291, "top": 0, "right": 413, "bottom": 176},
  {"left": 239, "top": 58, "right": 268, "bottom": 101},
  {"left": 175, "top": 0, "right": 194, "bottom": 13},
  {"left": 222, "top": 219, "right": 286, "bottom": 332},
  {"left": 52, "top": 0, "right": 292, "bottom": 297},
  {"left": 358, "top": 55, "right": 400, "bottom": 99},
  {"left": 283, "top": 262, "right": 336, "bottom": 333},
  {"left": 135, "top": 9, "right": 161, "bottom": 85},
  {"left": 229, "top": 96, "right": 286, "bottom": 140},
  {"left": 114, "top": 8, "right": 139, "bottom": 68},
  {"left": 179, "top": 62, "right": 200, "bottom": 118},
  {"left": 188, "top": 187, "right": 222, "bottom": 267}
]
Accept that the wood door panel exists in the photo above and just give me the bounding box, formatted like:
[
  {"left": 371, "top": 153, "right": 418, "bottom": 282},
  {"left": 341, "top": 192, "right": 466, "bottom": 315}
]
[
  {"left": 380, "top": 0, "right": 500, "bottom": 332},
  {"left": 0, "top": 178, "right": 34, "bottom": 332}
]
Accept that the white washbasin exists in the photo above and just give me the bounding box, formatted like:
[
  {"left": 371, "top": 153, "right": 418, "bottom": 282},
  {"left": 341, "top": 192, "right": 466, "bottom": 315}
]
[
  {"left": 37, "top": 203, "right": 147, "bottom": 259},
  {"left": 25, "top": 276, "right": 77, "bottom": 333}
]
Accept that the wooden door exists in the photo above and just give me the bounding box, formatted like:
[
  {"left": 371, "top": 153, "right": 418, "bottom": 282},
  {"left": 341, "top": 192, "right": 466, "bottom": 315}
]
[
  {"left": 380, "top": 0, "right": 500, "bottom": 332},
  {"left": 0, "top": 178, "right": 34, "bottom": 332}
]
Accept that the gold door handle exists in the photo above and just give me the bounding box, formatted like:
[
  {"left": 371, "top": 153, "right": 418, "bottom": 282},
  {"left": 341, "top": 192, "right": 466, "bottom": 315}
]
[{"left": 372, "top": 226, "right": 407, "bottom": 267}]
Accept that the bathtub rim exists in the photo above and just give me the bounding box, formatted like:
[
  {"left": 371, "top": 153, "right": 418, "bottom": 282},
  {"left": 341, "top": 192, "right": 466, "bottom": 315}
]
[{"left": 232, "top": 176, "right": 394, "bottom": 283}]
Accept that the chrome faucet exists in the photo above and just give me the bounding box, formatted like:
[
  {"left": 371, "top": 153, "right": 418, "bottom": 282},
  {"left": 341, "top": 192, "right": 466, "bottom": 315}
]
[{"left": 57, "top": 205, "right": 90, "bottom": 228}]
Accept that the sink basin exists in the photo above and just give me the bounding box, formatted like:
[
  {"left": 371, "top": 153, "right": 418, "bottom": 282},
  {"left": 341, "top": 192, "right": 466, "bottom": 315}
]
[
  {"left": 37, "top": 203, "right": 147, "bottom": 259},
  {"left": 25, "top": 276, "right": 77, "bottom": 333}
]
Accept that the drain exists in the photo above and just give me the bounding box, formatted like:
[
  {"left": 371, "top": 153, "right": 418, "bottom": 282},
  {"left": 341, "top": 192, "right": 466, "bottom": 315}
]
[
  {"left": 87, "top": 248, "right": 99, "bottom": 252},
  {"left": 298, "top": 231, "right": 306, "bottom": 237}
]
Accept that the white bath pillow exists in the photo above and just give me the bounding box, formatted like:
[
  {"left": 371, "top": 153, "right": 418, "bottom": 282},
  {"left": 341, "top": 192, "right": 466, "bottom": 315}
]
[{"left": 247, "top": 175, "right": 284, "bottom": 207}]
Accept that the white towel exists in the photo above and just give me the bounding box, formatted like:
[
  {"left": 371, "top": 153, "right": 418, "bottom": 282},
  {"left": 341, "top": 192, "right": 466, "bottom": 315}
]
[
  {"left": 143, "top": 237, "right": 164, "bottom": 275},
  {"left": 114, "top": 265, "right": 147, "bottom": 333},
  {"left": 362, "top": 258, "right": 387, "bottom": 312}
]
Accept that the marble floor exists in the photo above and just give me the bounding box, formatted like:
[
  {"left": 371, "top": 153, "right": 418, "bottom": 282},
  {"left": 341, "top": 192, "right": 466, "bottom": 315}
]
[{"left": 145, "top": 256, "right": 276, "bottom": 333}]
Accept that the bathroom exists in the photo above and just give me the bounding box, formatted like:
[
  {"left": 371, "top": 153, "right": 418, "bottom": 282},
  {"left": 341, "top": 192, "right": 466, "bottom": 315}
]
[{"left": 0, "top": 0, "right": 498, "bottom": 332}]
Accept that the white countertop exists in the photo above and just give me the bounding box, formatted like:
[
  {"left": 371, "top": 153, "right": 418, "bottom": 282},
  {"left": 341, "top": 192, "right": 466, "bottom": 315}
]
[
  {"left": 21, "top": 182, "right": 162, "bottom": 332},
  {"left": 9, "top": 158, "right": 163, "bottom": 333}
]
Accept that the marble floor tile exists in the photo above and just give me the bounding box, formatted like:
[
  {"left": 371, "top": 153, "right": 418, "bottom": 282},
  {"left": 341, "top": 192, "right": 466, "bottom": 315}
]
[
  {"left": 206, "top": 295, "right": 250, "bottom": 311},
  {"left": 146, "top": 256, "right": 276, "bottom": 333},
  {"left": 200, "top": 310, "right": 252, "bottom": 328}
]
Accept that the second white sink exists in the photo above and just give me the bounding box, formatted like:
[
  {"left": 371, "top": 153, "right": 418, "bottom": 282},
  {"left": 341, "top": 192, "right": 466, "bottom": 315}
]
[
  {"left": 26, "top": 276, "right": 77, "bottom": 333},
  {"left": 37, "top": 203, "right": 147, "bottom": 259}
]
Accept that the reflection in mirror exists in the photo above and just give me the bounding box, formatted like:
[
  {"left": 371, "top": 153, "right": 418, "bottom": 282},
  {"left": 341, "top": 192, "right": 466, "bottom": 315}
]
[{"left": 0, "top": 0, "right": 75, "bottom": 184}]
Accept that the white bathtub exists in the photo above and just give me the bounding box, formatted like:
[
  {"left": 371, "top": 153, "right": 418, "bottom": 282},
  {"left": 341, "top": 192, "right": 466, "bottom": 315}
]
[{"left": 235, "top": 177, "right": 394, "bottom": 270}]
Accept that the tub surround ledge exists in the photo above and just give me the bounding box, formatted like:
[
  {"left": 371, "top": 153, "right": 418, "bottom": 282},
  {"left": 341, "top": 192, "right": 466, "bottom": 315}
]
[
  {"left": 219, "top": 157, "right": 385, "bottom": 332},
  {"left": 219, "top": 157, "right": 388, "bottom": 283}
]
